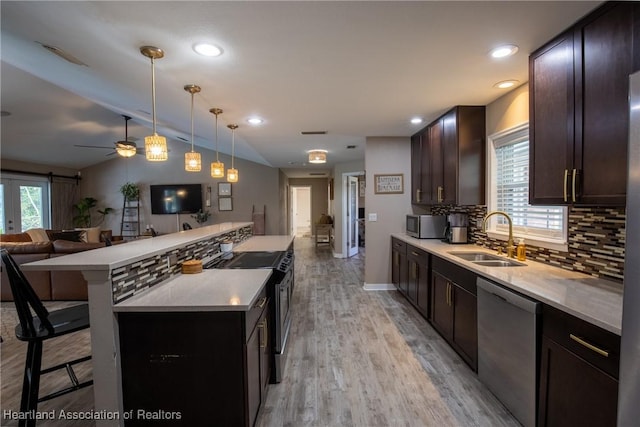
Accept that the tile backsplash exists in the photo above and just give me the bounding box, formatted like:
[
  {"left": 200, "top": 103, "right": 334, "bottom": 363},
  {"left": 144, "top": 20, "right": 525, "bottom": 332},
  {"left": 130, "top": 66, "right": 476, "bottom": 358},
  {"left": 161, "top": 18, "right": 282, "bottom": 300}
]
[{"left": 430, "top": 205, "right": 626, "bottom": 284}]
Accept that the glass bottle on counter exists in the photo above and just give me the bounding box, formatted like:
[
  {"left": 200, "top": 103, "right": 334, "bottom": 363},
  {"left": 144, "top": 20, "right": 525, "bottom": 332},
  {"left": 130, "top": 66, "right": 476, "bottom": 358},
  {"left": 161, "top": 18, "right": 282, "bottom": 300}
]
[{"left": 517, "top": 238, "right": 526, "bottom": 261}]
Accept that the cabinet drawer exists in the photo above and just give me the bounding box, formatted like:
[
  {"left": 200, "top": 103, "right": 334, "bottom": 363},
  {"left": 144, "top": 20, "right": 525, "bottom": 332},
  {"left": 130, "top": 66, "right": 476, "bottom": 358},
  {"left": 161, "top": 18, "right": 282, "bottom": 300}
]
[
  {"left": 407, "top": 246, "right": 428, "bottom": 265},
  {"left": 542, "top": 304, "right": 620, "bottom": 378},
  {"left": 432, "top": 255, "right": 477, "bottom": 295},
  {"left": 246, "top": 286, "right": 268, "bottom": 341},
  {"left": 391, "top": 237, "right": 407, "bottom": 253}
]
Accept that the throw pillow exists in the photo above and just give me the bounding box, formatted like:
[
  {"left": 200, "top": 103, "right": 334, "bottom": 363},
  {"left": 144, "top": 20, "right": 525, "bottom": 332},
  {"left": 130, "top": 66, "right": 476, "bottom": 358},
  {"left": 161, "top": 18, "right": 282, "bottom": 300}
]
[
  {"left": 51, "top": 230, "right": 84, "bottom": 242},
  {"left": 75, "top": 226, "right": 102, "bottom": 243},
  {"left": 25, "top": 228, "right": 50, "bottom": 242}
]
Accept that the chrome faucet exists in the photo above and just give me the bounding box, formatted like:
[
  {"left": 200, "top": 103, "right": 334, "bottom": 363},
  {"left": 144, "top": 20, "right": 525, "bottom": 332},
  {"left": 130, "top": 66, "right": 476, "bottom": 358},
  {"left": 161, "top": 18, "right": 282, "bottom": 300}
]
[{"left": 482, "top": 211, "right": 515, "bottom": 258}]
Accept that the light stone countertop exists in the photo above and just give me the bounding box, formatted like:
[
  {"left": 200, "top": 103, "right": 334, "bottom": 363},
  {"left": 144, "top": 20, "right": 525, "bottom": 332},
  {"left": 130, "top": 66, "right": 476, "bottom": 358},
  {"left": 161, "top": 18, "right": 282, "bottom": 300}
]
[
  {"left": 234, "top": 235, "right": 295, "bottom": 252},
  {"left": 113, "top": 269, "right": 272, "bottom": 312},
  {"left": 20, "top": 222, "right": 253, "bottom": 272},
  {"left": 391, "top": 233, "right": 623, "bottom": 335}
]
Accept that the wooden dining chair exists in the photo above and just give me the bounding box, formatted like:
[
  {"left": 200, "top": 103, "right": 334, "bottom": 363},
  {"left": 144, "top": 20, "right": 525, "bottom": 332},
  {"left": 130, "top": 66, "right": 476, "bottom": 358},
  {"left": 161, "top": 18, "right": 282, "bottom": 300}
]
[{"left": 0, "top": 249, "right": 93, "bottom": 427}]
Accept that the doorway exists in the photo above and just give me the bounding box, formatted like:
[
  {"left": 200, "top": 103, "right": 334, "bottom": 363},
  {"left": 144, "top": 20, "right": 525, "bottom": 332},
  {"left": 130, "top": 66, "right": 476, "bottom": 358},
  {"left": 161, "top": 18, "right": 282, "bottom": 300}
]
[
  {"left": 0, "top": 175, "right": 51, "bottom": 233},
  {"left": 290, "top": 186, "right": 311, "bottom": 237}
]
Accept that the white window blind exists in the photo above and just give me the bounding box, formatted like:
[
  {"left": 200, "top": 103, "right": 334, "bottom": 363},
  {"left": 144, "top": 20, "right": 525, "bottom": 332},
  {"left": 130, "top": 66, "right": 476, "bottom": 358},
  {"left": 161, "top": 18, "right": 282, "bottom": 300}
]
[{"left": 490, "top": 125, "right": 566, "bottom": 242}]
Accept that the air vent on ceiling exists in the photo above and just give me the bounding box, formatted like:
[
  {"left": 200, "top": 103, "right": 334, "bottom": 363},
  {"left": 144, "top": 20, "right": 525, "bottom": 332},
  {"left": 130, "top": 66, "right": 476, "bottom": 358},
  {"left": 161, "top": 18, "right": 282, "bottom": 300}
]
[
  {"left": 38, "top": 43, "right": 88, "bottom": 66},
  {"left": 301, "top": 131, "right": 327, "bottom": 135},
  {"left": 346, "top": 145, "right": 357, "bottom": 149},
  {"left": 309, "top": 172, "right": 327, "bottom": 176}
]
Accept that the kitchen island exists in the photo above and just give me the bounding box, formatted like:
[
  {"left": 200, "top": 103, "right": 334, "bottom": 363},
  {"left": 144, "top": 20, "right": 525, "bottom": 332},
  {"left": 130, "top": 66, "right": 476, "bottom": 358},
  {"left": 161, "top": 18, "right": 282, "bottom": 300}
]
[{"left": 19, "top": 222, "right": 288, "bottom": 426}]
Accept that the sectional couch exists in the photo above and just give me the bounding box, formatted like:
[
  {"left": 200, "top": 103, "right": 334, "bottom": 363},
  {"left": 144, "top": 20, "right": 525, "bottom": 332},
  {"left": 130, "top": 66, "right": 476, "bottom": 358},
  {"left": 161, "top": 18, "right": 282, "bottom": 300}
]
[{"left": 0, "top": 229, "right": 119, "bottom": 301}]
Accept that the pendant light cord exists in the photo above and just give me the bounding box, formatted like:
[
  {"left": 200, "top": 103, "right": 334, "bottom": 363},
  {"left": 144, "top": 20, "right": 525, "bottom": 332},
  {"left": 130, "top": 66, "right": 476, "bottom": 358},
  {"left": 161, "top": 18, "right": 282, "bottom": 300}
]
[
  {"left": 190, "top": 92, "right": 195, "bottom": 152},
  {"left": 231, "top": 127, "right": 235, "bottom": 169},
  {"left": 215, "top": 113, "right": 220, "bottom": 162},
  {"left": 150, "top": 57, "right": 157, "bottom": 135}
]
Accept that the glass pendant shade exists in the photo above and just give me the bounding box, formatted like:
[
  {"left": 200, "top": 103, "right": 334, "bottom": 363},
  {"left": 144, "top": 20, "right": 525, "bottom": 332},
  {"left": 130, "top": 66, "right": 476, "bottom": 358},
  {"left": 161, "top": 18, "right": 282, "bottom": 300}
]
[
  {"left": 185, "top": 152, "right": 202, "bottom": 171},
  {"left": 227, "top": 168, "right": 239, "bottom": 183},
  {"left": 309, "top": 150, "right": 327, "bottom": 164},
  {"left": 210, "top": 108, "right": 225, "bottom": 178},
  {"left": 211, "top": 161, "right": 225, "bottom": 178},
  {"left": 145, "top": 134, "right": 168, "bottom": 161}
]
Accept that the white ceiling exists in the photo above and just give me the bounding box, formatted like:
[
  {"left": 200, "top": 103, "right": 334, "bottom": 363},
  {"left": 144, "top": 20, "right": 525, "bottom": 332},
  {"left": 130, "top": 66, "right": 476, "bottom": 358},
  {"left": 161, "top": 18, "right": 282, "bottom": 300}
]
[{"left": 0, "top": 1, "right": 600, "bottom": 176}]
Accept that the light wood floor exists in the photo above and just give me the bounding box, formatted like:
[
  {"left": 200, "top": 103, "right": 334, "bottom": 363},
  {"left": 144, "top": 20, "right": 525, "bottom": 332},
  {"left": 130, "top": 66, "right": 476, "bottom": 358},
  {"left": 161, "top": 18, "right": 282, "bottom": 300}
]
[{"left": 1, "top": 237, "right": 519, "bottom": 426}]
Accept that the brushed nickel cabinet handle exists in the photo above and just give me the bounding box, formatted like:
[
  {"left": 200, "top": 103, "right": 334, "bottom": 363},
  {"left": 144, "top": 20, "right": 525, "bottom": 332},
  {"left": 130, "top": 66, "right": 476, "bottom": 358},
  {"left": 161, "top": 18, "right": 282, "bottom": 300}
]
[
  {"left": 570, "top": 334, "right": 609, "bottom": 358},
  {"left": 572, "top": 169, "right": 577, "bottom": 203},
  {"left": 416, "top": 189, "right": 422, "bottom": 203},
  {"left": 256, "top": 297, "right": 267, "bottom": 309},
  {"left": 437, "top": 186, "right": 444, "bottom": 203},
  {"left": 259, "top": 320, "right": 267, "bottom": 348},
  {"left": 411, "top": 251, "right": 420, "bottom": 256},
  {"left": 563, "top": 169, "right": 569, "bottom": 202}
]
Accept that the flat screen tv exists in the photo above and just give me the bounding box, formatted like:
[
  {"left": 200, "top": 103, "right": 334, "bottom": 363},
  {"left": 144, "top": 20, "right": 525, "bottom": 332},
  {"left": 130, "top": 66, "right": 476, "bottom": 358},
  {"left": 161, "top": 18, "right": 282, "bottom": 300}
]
[{"left": 150, "top": 184, "right": 203, "bottom": 214}]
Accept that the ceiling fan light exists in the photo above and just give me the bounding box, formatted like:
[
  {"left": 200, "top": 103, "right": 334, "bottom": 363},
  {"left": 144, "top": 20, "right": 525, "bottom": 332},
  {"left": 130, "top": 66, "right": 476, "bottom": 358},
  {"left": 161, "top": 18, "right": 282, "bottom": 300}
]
[
  {"left": 308, "top": 149, "right": 327, "bottom": 164},
  {"left": 211, "top": 161, "right": 225, "bottom": 178},
  {"left": 116, "top": 144, "right": 137, "bottom": 158},
  {"left": 145, "top": 133, "right": 168, "bottom": 161},
  {"left": 227, "top": 168, "right": 239, "bottom": 183},
  {"left": 185, "top": 152, "right": 202, "bottom": 171}
]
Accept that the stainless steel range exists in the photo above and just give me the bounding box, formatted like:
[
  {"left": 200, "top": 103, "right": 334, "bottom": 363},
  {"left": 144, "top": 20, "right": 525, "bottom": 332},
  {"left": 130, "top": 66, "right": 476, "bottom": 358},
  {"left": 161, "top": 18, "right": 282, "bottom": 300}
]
[{"left": 205, "top": 250, "right": 294, "bottom": 383}]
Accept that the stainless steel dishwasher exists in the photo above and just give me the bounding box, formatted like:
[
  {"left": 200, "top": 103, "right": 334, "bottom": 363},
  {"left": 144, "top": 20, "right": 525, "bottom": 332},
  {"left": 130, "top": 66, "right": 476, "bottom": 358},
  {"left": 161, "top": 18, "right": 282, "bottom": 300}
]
[{"left": 477, "top": 277, "right": 540, "bottom": 427}]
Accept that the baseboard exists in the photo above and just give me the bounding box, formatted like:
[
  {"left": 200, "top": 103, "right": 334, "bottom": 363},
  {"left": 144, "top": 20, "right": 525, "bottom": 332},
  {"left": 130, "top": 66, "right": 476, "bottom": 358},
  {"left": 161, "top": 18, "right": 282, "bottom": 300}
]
[
  {"left": 332, "top": 251, "right": 345, "bottom": 258},
  {"left": 362, "top": 283, "right": 396, "bottom": 291}
]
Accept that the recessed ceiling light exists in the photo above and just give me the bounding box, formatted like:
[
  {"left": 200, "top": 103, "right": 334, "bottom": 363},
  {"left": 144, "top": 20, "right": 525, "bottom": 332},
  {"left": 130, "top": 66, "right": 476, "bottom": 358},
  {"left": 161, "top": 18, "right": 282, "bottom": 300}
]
[
  {"left": 193, "top": 43, "right": 223, "bottom": 57},
  {"left": 494, "top": 80, "right": 519, "bottom": 89},
  {"left": 490, "top": 44, "right": 519, "bottom": 59},
  {"left": 247, "top": 117, "right": 263, "bottom": 125},
  {"left": 410, "top": 117, "right": 423, "bottom": 125}
]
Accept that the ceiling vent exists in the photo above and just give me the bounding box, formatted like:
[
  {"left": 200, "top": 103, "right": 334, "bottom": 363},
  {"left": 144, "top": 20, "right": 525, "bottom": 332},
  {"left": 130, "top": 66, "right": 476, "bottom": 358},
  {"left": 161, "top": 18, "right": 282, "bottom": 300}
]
[
  {"left": 346, "top": 145, "right": 357, "bottom": 149},
  {"left": 309, "top": 172, "right": 327, "bottom": 176},
  {"left": 38, "top": 43, "right": 88, "bottom": 66},
  {"left": 301, "top": 131, "right": 327, "bottom": 135}
]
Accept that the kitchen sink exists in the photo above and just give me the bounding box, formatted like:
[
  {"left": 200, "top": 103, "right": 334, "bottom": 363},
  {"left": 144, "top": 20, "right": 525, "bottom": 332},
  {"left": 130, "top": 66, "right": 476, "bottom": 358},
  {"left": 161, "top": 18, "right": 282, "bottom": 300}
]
[{"left": 448, "top": 251, "right": 525, "bottom": 267}]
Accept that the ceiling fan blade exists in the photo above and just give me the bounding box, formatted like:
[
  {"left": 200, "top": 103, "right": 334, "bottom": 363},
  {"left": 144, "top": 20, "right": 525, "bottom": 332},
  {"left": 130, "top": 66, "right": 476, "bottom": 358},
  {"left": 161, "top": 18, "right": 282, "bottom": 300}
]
[
  {"left": 74, "top": 144, "right": 114, "bottom": 149},
  {"left": 106, "top": 151, "right": 118, "bottom": 156}
]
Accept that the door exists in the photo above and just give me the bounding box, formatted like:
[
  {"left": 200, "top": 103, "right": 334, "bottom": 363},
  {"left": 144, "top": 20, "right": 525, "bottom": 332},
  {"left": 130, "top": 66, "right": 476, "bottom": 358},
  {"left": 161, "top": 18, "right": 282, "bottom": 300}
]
[
  {"left": 347, "top": 175, "right": 359, "bottom": 257},
  {"left": 290, "top": 186, "right": 311, "bottom": 237},
  {"left": 1, "top": 176, "right": 50, "bottom": 233}
]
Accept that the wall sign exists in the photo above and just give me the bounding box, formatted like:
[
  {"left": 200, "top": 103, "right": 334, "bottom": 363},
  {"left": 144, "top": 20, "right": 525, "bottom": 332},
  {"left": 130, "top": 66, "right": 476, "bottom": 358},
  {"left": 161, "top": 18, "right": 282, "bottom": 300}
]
[{"left": 374, "top": 174, "right": 404, "bottom": 194}]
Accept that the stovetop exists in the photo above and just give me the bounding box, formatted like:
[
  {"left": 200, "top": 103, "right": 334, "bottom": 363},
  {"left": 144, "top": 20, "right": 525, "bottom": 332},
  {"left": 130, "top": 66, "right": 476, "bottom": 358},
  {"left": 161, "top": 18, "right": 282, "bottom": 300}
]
[{"left": 204, "top": 251, "right": 289, "bottom": 270}]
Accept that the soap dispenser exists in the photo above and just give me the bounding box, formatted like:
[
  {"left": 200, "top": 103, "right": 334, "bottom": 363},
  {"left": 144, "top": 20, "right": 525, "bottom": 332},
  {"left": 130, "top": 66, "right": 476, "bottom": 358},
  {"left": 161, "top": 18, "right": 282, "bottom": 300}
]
[{"left": 516, "top": 238, "right": 526, "bottom": 261}]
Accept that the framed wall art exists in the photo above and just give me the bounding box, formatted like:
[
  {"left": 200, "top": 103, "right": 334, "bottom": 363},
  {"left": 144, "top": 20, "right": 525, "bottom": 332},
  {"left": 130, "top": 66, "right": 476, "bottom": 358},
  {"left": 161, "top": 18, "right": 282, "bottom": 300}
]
[
  {"left": 218, "top": 197, "right": 233, "bottom": 211},
  {"left": 218, "top": 182, "right": 232, "bottom": 197},
  {"left": 374, "top": 174, "right": 404, "bottom": 194}
]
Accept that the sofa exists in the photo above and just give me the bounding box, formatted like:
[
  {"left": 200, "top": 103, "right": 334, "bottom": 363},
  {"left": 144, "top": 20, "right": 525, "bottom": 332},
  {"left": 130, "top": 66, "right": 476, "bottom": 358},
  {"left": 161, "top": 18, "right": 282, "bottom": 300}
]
[{"left": 0, "top": 229, "right": 119, "bottom": 301}]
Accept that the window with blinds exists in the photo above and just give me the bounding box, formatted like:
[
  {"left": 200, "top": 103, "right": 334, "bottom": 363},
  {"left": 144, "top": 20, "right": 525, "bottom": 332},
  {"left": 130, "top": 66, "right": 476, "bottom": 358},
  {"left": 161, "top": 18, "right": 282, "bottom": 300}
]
[{"left": 489, "top": 124, "right": 567, "bottom": 242}]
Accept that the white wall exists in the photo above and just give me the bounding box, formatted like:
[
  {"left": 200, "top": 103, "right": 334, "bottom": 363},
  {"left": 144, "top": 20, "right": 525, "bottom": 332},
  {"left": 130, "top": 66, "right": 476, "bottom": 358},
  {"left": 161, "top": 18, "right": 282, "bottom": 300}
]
[
  {"left": 486, "top": 82, "right": 529, "bottom": 135},
  {"left": 79, "top": 138, "right": 281, "bottom": 235},
  {"left": 363, "top": 137, "right": 412, "bottom": 287}
]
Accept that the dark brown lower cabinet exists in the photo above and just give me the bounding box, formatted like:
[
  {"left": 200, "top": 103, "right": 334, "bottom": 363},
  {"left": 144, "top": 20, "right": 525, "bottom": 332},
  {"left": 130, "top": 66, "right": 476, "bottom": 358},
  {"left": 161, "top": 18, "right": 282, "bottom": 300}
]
[
  {"left": 391, "top": 237, "right": 408, "bottom": 296},
  {"left": 119, "top": 288, "right": 270, "bottom": 427},
  {"left": 429, "top": 256, "right": 477, "bottom": 371},
  {"left": 407, "top": 247, "right": 430, "bottom": 318},
  {"left": 538, "top": 305, "right": 620, "bottom": 427}
]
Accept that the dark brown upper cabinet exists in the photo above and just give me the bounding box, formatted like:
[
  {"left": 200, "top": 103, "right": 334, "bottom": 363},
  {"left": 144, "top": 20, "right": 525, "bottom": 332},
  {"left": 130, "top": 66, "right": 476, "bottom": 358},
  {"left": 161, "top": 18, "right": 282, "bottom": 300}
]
[
  {"left": 530, "top": 2, "right": 639, "bottom": 206},
  {"left": 411, "top": 106, "right": 485, "bottom": 206}
]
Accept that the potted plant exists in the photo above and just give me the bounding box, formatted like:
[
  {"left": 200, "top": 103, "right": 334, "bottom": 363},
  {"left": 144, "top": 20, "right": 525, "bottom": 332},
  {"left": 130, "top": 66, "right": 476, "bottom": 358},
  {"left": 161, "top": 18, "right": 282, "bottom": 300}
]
[
  {"left": 190, "top": 209, "right": 211, "bottom": 226},
  {"left": 73, "top": 197, "right": 113, "bottom": 228},
  {"left": 120, "top": 182, "right": 140, "bottom": 201}
]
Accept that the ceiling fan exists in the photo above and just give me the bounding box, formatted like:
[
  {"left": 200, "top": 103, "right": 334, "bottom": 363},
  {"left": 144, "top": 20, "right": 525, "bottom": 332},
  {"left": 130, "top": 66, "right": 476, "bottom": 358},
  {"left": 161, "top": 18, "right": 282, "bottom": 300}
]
[{"left": 75, "top": 115, "right": 143, "bottom": 157}]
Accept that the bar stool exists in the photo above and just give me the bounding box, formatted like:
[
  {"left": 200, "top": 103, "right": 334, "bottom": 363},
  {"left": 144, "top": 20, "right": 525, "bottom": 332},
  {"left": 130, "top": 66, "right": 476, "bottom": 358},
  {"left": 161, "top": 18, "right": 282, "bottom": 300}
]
[{"left": 0, "top": 249, "right": 93, "bottom": 427}]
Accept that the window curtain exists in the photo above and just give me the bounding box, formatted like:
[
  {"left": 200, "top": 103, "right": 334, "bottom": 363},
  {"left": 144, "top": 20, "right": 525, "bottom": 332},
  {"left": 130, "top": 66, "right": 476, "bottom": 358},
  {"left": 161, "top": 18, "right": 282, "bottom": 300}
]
[{"left": 50, "top": 178, "right": 77, "bottom": 230}]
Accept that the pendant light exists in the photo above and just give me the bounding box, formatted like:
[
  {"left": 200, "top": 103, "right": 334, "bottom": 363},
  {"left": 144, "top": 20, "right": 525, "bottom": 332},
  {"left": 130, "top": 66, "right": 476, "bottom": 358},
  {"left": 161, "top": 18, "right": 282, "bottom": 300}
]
[
  {"left": 184, "top": 84, "right": 202, "bottom": 172},
  {"left": 227, "top": 124, "right": 239, "bottom": 183},
  {"left": 308, "top": 149, "right": 327, "bottom": 164},
  {"left": 210, "top": 108, "right": 225, "bottom": 178},
  {"left": 140, "top": 46, "right": 168, "bottom": 161}
]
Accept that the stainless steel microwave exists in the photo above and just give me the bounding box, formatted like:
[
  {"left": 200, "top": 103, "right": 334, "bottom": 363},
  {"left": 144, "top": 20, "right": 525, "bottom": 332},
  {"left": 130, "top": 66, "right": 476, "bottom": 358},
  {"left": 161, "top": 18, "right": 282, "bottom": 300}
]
[{"left": 406, "top": 214, "right": 446, "bottom": 239}]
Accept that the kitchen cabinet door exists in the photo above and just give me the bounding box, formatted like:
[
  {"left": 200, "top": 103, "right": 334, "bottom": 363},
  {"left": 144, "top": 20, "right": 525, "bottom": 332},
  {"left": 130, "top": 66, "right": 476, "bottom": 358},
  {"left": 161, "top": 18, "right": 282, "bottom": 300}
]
[
  {"left": 429, "top": 120, "right": 444, "bottom": 205},
  {"left": 411, "top": 131, "right": 430, "bottom": 205},
  {"left": 407, "top": 246, "right": 430, "bottom": 318},
  {"left": 246, "top": 318, "right": 262, "bottom": 427},
  {"left": 577, "top": 2, "right": 633, "bottom": 205},
  {"left": 429, "top": 272, "right": 453, "bottom": 339},
  {"left": 451, "top": 283, "right": 477, "bottom": 370},
  {"left": 538, "top": 337, "right": 618, "bottom": 427},
  {"left": 529, "top": 30, "right": 575, "bottom": 205},
  {"left": 391, "top": 238, "right": 408, "bottom": 295}
]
